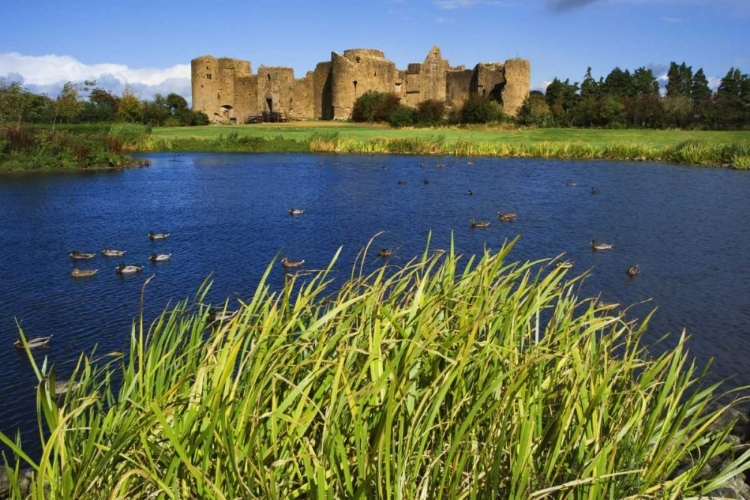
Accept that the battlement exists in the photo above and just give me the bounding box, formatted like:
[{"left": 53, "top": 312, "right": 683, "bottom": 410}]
[{"left": 191, "top": 46, "right": 530, "bottom": 123}]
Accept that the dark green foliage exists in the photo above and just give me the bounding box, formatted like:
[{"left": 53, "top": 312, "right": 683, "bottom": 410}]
[
  {"left": 604, "top": 67, "right": 634, "bottom": 97},
  {"left": 351, "top": 91, "right": 402, "bottom": 123},
  {"left": 460, "top": 95, "right": 503, "bottom": 124},
  {"left": 666, "top": 62, "right": 694, "bottom": 98},
  {"left": 632, "top": 67, "right": 660, "bottom": 96},
  {"left": 546, "top": 78, "right": 580, "bottom": 126},
  {"left": 517, "top": 95, "right": 553, "bottom": 127},
  {"left": 388, "top": 105, "right": 416, "bottom": 127},
  {"left": 691, "top": 69, "right": 712, "bottom": 105},
  {"left": 415, "top": 99, "right": 445, "bottom": 125},
  {"left": 0, "top": 123, "right": 149, "bottom": 171}
]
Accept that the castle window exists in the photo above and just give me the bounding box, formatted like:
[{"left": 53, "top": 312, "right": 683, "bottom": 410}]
[
  {"left": 206, "top": 73, "right": 212, "bottom": 79},
  {"left": 356, "top": 57, "right": 361, "bottom": 63},
  {"left": 374, "top": 72, "right": 377, "bottom": 77},
  {"left": 353, "top": 80, "right": 358, "bottom": 93},
  {"left": 267, "top": 74, "right": 271, "bottom": 81},
  {"left": 395, "top": 83, "right": 402, "bottom": 92}
]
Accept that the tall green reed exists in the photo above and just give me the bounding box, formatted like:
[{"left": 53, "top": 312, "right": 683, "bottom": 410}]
[{"left": 3, "top": 239, "right": 749, "bottom": 499}]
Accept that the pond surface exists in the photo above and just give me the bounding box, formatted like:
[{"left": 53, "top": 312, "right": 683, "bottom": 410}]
[{"left": 1, "top": 153, "right": 749, "bottom": 456}]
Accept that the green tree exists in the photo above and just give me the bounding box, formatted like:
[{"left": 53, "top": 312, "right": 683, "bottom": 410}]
[
  {"left": 459, "top": 95, "right": 503, "bottom": 124},
  {"left": 53, "top": 81, "right": 88, "bottom": 130},
  {"left": 631, "top": 67, "right": 660, "bottom": 96},
  {"left": 580, "top": 67, "right": 600, "bottom": 98},
  {"left": 166, "top": 93, "right": 188, "bottom": 114},
  {"left": 516, "top": 94, "right": 553, "bottom": 127},
  {"left": 545, "top": 78, "right": 579, "bottom": 126},
  {"left": 603, "top": 67, "right": 634, "bottom": 97},
  {"left": 117, "top": 86, "right": 144, "bottom": 123},
  {"left": 690, "top": 68, "right": 712, "bottom": 105},
  {"left": 666, "top": 62, "right": 693, "bottom": 98}
]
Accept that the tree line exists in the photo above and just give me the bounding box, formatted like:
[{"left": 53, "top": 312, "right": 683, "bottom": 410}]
[
  {"left": 0, "top": 80, "right": 208, "bottom": 128},
  {"left": 518, "top": 62, "right": 750, "bottom": 130}
]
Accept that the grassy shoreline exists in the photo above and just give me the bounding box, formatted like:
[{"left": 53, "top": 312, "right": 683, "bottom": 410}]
[
  {"left": 145, "top": 124, "right": 750, "bottom": 169},
  {"left": 3, "top": 123, "right": 750, "bottom": 171},
  {"left": 2, "top": 242, "right": 749, "bottom": 498}
]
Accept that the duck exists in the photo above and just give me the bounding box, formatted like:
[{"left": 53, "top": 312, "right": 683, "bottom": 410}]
[
  {"left": 436, "top": 163, "right": 446, "bottom": 168},
  {"left": 397, "top": 180, "right": 406, "bottom": 185},
  {"left": 591, "top": 187, "right": 601, "bottom": 195},
  {"left": 423, "top": 179, "right": 429, "bottom": 185},
  {"left": 208, "top": 308, "right": 238, "bottom": 322},
  {"left": 116, "top": 264, "right": 143, "bottom": 274},
  {"left": 467, "top": 161, "right": 474, "bottom": 165},
  {"left": 627, "top": 265, "right": 641, "bottom": 276},
  {"left": 591, "top": 240, "right": 613, "bottom": 251},
  {"left": 556, "top": 260, "right": 574, "bottom": 269},
  {"left": 281, "top": 257, "right": 305, "bottom": 269},
  {"left": 470, "top": 219, "right": 490, "bottom": 229},
  {"left": 69, "top": 251, "right": 95, "bottom": 260},
  {"left": 148, "top": 231, "right": 170, "bottom": 240},
  {"left": 14, "top": 335, "right": 52, "bottom": 350},
  {"left": 149, "top": 253, "right": 171, "bottom": 262},
  {"left": 419, "top": 162, "right": 425, "bottom": 168},
  {"left": 53, "top": 379, "right": 81, "bottom": 396},
  {"left": 382, "top": 165, "right": 388, "bottom": 170},
  {"left": 101, "top": 248, "right": 125, "bottom": 257},
  {"left": 498, "top": 211, "right": 517, "bottom": 222},
  {"left": 378, "top": 248, "right": 392, "bottom": 258},
  {"left": 565, "top": 182, "right": 577, "bottom": 187},
  {"left": 71, "top": 268, "right": 98, "bottom": 278},
  {"left": 467, "top": 189, "right": 473, "bottom": 196},
  {"left": 289, "top": 208, "right": 305, "bottom": 215}
]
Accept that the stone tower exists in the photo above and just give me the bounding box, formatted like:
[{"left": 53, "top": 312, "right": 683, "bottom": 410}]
[{"left": 191, "top": 47, "right": 531, "bottom": 122}]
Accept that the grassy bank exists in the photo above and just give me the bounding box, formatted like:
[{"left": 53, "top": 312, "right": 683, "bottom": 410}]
[
  {"left": 0, "top": 124, "right": 150, "bottom": 173},
  {"left": 148, "top": 123, "right": 750, "bottom": 168},
  {"left": 3, "top": 241, "right": 749, "bottom": 498}
]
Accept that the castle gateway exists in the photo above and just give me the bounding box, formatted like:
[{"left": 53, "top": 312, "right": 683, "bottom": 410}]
[{"left": 191, "top": 46, "right": 530, "bottom": 124}]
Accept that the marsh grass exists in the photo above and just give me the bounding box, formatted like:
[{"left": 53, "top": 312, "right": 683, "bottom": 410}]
[
  {"left": 151, "top": 124, "right": 750, "bottom": 168},
  {"left": 3, "top": 239, "right": 750, "bottom": 499}
]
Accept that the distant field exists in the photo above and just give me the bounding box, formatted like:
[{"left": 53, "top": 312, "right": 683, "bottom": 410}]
[{"left": 151, "top": 123, "right": 750, "bottom": 148}]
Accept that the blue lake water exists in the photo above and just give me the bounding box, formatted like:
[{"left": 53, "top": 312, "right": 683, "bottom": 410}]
[{"left": 1, "top": 152, "right": 750, "bottom": 456}]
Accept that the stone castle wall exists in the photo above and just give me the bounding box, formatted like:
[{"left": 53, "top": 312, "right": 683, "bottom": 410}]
[{"left": 192, "top": 47, "right": 530, "bottom": 123}]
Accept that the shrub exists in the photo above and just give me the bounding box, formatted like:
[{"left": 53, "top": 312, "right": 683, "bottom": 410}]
[
  {"left": 352, "top": 91, "right": 402, "bottom": 123},
  {"left": 516, "top": 95, "right": 554, "bottom": 127},
  {"left": 415, "top": 99, "right": 445, "bottom": 125},
  {"left": 460, "top": 95, "right": 504, "bottom": 124},
  {"left": 388, "top": 105, "right": 416, "bottom": 127}
]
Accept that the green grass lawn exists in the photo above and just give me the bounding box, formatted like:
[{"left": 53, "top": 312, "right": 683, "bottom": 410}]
[{"left": 151, "top": 122, "right": 750, "bottom": 148}]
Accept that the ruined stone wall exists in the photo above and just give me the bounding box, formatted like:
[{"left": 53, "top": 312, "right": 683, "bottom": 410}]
[
  {"left": 291, "top": 73, "right": 315, "bottom": 120},
  {"left": 331, "top": 49, "right": 398, "bottom": 120},
  {"left": 192, "top": 56, "right": 254, "bottom": 123},
  {"left": 474, "top": 63, "right": 506, "bottom": 103},
  {"left": 502, "top": 59, "right": 531, "bottom": 117},
  {"left": 235, "top": 75, "right": 258, "bottom": 124},
  {"left": 313, "top": 62, "right": 333, "bottom": 120},
  {"left": 446, "top": 69, "right": 474, "bottom": 108},
  {"left": 191, "top": 56, "right": 220, "bottom": 122},
  {"left": 256, "top": 66, "right": 295, "bottom": 115},
  {"left": 191, "top": 48, "right": 530, "bottom": 121}
]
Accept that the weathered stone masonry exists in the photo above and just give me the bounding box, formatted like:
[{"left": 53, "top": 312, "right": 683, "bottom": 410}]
[{"left": 191, "top": 46, "right": 530, "bottom": 124}]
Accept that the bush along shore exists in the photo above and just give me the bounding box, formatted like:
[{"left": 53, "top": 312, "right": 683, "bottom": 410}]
[
  {"left": 141, "top": 130, "right": 750, "bottom": 169},
  {"left": 0, "top": 124, "right": 151, "bottom": 173},
  {"left": 3, "top": 240, "right": 750, "bottom": 499}
]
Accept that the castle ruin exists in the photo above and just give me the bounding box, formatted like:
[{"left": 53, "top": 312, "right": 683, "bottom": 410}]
[{"left": 191, "top": 46, "right": 530, "bottom": 124}]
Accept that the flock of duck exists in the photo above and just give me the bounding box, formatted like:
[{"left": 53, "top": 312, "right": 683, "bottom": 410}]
[{"left": 67, "top": 231, "right": 172, "bottom": 278}]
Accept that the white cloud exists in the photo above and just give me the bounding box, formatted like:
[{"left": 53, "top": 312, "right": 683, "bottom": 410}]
[
  {"left": 434, "top": 16, "right": 458, "bottom": 22},
  {"left": 0, "top": 52, "right": 191, "bottom": 102}
]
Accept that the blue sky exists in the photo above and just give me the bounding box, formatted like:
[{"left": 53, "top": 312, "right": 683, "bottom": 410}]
[{"left": 0, "top": 0, "right": 747, "bottom": 102}]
